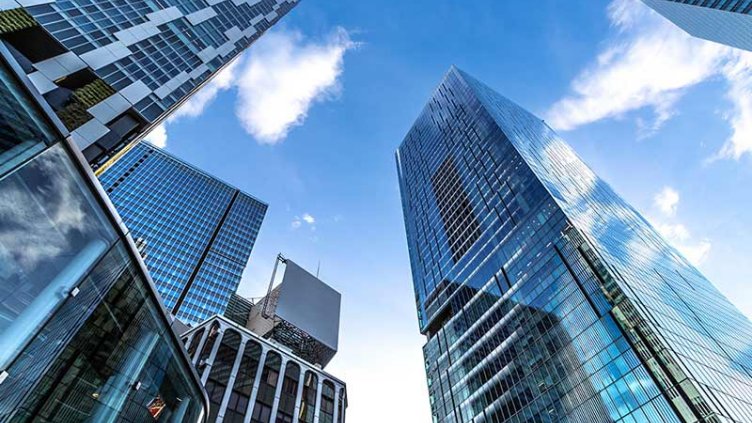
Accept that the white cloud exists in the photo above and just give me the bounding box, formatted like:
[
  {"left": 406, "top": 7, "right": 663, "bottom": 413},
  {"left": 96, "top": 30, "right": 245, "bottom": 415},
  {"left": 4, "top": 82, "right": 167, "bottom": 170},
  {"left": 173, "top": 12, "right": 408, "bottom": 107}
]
[
  {"left": 546, "top": 0, "right": 752, "bottom": 160},
  {"left": 291, "top": 212, "right": 316, "bottom": 230},
  {"left": 302, "top": 213, "right": 315, "bottom": 224},
  {"left": 144, "top": 123, "right": 168, "bottom": 148},
  {"left": 654, "top": 186, "right": 680, "bottom": 217},
  {"left": 235, "top": 27, "right": 356, "bottom": 143},
  {"left": 655, "top": 222, "right": 712, "bottom": 265},
  {"left": 143, "top": 59, "right": 241, "bottom": 148},
  {"left": 143, "top": 27, "right": 354, "bottom": 147},
  {"left": 648, "top": 187, "right": 711, "bottom": 266},
  {"left": 173, "top": 58, "right": 242, "bottom": 121},
  {"left": 716, "top": 53, "right": 752, "bottom": 160}
]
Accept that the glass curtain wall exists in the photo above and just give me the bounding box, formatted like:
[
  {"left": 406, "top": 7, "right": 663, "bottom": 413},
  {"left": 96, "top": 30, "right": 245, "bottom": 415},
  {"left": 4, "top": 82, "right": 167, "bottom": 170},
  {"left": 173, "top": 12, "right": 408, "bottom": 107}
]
[
  {"left": 9, "top": 242, "right": 206, "bottom": 422},
  {"left": 0, "top": 47, "right": 207, "bottom": 423}
]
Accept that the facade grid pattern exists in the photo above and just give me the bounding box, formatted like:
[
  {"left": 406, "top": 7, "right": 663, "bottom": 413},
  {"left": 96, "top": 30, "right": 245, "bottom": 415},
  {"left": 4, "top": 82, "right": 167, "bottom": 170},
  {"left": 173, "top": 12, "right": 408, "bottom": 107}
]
[
  {"left": 99, "top": 142, "right": 266, "bottom": 324},
  {"left": 396, "top": 68, "right": 752, "bottom": 423}
]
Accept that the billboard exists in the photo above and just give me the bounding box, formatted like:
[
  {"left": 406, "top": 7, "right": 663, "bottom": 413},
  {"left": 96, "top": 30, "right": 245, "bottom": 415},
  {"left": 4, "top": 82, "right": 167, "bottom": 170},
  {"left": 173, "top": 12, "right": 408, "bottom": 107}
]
[{"left": 275, "top": 260, "right": 341, "bottom": 352}]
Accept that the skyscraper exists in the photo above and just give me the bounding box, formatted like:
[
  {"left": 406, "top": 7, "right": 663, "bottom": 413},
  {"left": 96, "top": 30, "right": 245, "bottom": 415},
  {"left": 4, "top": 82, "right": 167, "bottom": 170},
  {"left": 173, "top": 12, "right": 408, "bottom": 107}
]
[
  {"left": 396, "top": 67, "right": 752, "bottom": 423},
  {"left": 181, "top": 257, "right": 347, "bottom": 423},
  {"left": 642, "top": 0, "right": 752, "bottom": 51},
  {"left": 0, "top": 0, "right": 299, "bottom": 171},
  {"left": 0, "top": 34, "right": 206, "bottom": 421},
  {"left": 100, "top": 142, "right": 267, "bottom": 325}
]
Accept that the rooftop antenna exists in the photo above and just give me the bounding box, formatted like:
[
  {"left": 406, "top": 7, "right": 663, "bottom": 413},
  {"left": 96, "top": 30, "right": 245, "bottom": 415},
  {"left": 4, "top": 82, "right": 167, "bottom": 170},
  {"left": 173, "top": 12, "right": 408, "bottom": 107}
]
[
  {"left": 262, "top": 253, "right": 286, "bottom": 319},
  {"left": 316, "top": 260, "right": 321, "bottom": 278}
]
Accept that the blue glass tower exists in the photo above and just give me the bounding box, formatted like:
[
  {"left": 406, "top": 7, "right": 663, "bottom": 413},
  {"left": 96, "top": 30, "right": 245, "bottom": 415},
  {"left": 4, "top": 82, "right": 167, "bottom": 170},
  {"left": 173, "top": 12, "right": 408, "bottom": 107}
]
[
  {"left": 100, "top": 142, "right": 267, "bottom": 325},
  {"left": 643, "top": 0, "right": 752, "bottom": 51},
  {"left": 0, "top": 0, "right": 299, "bottom": 171},
  {"left": 396, "top": 67, "right": 752, "bottom": 423}
]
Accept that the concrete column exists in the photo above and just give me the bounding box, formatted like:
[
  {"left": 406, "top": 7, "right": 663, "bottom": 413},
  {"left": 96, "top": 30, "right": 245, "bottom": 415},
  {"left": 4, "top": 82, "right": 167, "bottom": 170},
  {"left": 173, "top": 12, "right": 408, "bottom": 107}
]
[
  {"left": 313, "top": 378, "right": 324, "bottom": 423},
  {"left": 216, "top": 339, "right": 247, "bottom": 422},
  {"left": 332, "top": 385, "right": 342, "bottom": 423},
  {"left": 292, "top": 368, "right": 307, "bottom": 421},
  {"left": 268, "top": 356, "right": 289, "bottom": 422},
  {"left": 201, "top": 328, "right": 225, "bottom": 384},
  {"left": 192, "top": 327, "right": 211, "bottom": 364},
  {"left": 243, "top": 347, "right": 269, "bottom": 423}
]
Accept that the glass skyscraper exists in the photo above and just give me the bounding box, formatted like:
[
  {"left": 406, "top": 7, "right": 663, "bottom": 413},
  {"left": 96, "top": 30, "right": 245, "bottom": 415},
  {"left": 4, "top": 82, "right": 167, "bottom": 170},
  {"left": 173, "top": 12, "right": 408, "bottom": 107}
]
[
  {"left": 0, "top": 0, "right": 299, "bottom": 171},
  {"left": 396, "top": 67, "right": 752, "bottom": 423},
  {"left": 100, "top": 142, "right": 267, "bottom": 325},
  {"left": 642, "top": 0, "right": 752, "bottom": 51},
  {"left": 0, "top": 34, "right": 206, "bottom": 421}
]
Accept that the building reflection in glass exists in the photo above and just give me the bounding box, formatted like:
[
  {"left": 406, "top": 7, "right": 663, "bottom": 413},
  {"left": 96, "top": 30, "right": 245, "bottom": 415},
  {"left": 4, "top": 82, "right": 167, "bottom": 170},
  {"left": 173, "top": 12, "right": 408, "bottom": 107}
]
[
  {"left": 397, "top": 67, "right": 752, "bottom": 422},
  {"left": 0, "top": 41, "right": 207, "bottom": 422}
]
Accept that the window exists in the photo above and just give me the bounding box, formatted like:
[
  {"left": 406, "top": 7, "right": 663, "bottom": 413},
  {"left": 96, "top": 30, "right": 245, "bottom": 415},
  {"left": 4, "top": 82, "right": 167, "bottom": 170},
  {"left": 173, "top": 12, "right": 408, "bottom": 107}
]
[
  {"left": 251, "top": 403, "right": 271, "bottom": 423},
  {"left": 0, "top": 143, "right": 116, "bottom": 369},
  {"left": 8, "top": 241, "right": 205, "bottom": 422},
  {"left": 0, "top": 58, "right": 55, "bottom": 174}
]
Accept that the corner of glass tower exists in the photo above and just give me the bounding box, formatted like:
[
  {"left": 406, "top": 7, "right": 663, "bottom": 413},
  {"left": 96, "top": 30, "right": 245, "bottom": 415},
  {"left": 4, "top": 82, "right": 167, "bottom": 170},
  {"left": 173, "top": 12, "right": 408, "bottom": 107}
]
[{"left": 397, "top": 67, "right": 752, "bottom": 422}]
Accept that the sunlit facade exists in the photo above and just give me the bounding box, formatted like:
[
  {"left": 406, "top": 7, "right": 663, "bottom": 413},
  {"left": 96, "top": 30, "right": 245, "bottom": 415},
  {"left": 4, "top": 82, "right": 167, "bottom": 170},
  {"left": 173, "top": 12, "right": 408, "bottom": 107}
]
[
  {"left": 643, "top": 0, "right": 752, "bottom": 51},
  {"left": 100, "top": 142, "right": 267, "bottom": 325},
  {"left": 0, "top": 40, "right": 206, "bottom": 422},
  {"left": 396, "top": 67, "right": 752, "bottom": 422},
  {"left": 182, "top": 315, "right": 347, "bottom": 423},
  {"left": 0, "top": 0, "right": 299, "bottom": 171}
]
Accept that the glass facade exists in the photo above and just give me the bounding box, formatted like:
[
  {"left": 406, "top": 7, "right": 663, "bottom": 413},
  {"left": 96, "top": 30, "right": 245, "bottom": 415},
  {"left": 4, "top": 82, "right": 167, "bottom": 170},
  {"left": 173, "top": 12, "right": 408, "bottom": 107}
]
[
  {"left": 643, "top": 0, "right": 752, "bottom": 51},
  {"left": 0, "top": 0, "right": 299, "bottom": 170},
  {"left": 396, "top": 67, "right": 752, "bottom": 423},
  {"left": 0, "top": 50, "right": 206, "bottom": 422},
  {"left": 99, "top": 142, "right": 267, "bottom": 325},
  {"left": 224, "top": 293, "right": 254, "bottom": 326}
]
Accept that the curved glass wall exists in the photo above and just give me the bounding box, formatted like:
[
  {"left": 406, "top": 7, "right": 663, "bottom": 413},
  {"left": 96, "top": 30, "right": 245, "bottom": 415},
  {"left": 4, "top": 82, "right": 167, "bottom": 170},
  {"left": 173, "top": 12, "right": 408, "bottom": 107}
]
[
  {"left": 0, "top": 143, "right": 117, "bottom": 370},
  {"left": 206, "top": 329, "right": 241, "bottom": 421},
  {"left": 6, "top": 241, "right": 206, "bottom": 422},
  {"left": 251, "top": 352, "right": 281, "bottom": 423},
  {"left": 225, "top": 341, "right": 262, "bottom": 423},
  {"left": 0, "top": 56, "right": 56, "bottom": 174},
  {"left": 297, "top": 372, "right": 317, "bottom": 423},
  {"left": 276, "top": 362, "right": 300, "bottom": 423}
]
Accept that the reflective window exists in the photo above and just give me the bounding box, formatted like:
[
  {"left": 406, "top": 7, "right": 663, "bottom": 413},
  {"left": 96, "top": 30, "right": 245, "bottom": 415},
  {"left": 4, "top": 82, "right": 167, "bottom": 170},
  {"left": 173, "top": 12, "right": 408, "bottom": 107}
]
[
  {"left": 319, "top": 380, "right": 335, "bottom": 423},
  {"left": 0, "top": 58, "right": 55, "bottom": 174},
  {"left": 297, "top": 372, "right": 317, "bottom": 423},
  {"left": 0, "top": 143, "right": 116, "bottom": 369},
  {"left": 186, "top": 327, "right": 206, "bottom": 360},
  {"left": 251, "top": 352, "right": 281, "bottom": 423},
  {"left": 225, "top": 341, "right": 262, "bottom": 423},
  {"left": 196, "top": 321, "right": 221, "bottom": 374},
  {"left": 276, "top": 362, "right": 300, "bottom": 423},
  {"left": 8, "top": 241, "right": 205, "bottom": 422},
  {"left": 206, "top": 329, "right": 242, "bottom": 421}
]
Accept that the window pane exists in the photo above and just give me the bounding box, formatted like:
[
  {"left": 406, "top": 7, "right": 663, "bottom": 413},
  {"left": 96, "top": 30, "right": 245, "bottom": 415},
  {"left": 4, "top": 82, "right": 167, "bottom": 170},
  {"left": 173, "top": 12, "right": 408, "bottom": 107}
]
[
  {"left": 0, "top": 58, "right": 56, "bottom": 175},
  {"left": 0, "top": 143, "right": 116, "bottom": 368}
]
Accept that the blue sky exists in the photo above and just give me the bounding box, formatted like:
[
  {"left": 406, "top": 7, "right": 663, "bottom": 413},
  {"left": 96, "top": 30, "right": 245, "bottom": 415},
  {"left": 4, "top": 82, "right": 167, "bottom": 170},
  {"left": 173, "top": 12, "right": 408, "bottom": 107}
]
[{"left": 149, "top": 0, "right": 752, "bottom": 420}]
